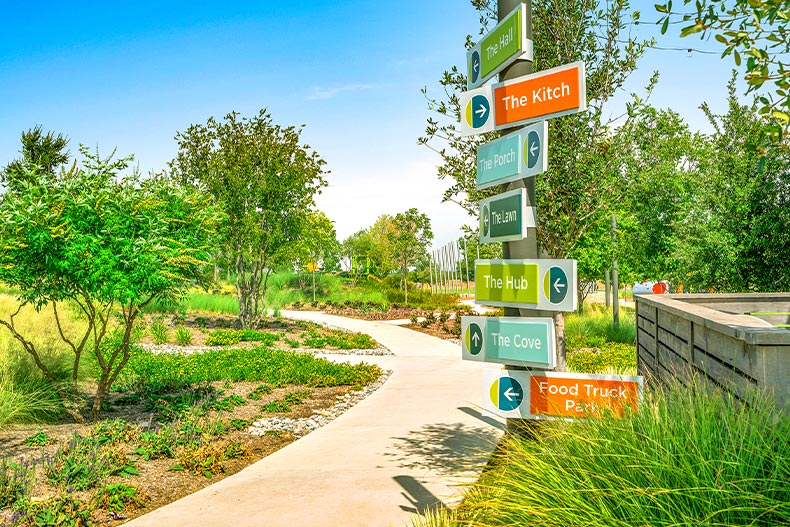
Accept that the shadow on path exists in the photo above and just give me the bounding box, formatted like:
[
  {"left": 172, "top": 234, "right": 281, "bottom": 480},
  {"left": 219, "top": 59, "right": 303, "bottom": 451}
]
[
  {"left": 385, "top": 422, "right": 499, "bottom": 475},
  {"left": 458, "top": 406, "right": 505, "bottom": 430},
  {"left": 394, "top": 475, "right": 448, "bottom": 516}
]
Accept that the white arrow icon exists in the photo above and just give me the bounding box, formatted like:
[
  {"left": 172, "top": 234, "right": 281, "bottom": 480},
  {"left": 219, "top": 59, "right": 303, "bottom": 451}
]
[
  {"left": 553, "top": 278, "right": 566, "bottom": 293},
  {"left": 530, "top": 141, "right": 539, "bottom": 157},
  {"left": 471, "top": 332, "right": 481, "bottom": 346},
  {"left": 475, "top": 104, "right": 487, "bottom": 119},
  {"left": 504, "top": 387, "right": 521, "bottom": 402},
  {"left": 474, "top": 59, "right": 479, "bottom": 73}
]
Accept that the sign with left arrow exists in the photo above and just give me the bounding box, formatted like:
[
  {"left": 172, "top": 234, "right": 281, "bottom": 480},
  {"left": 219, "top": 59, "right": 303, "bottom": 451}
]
[
  {"left": 479, "top": 188, "right": 535, "bottom": 243},
  {"left": 482, "top": 369, "right": 644, "bottom": 419},
  {"left": 476, "top": 121, "right": 547, "bottom": 190},
  {"left": 475, "top": 258, "right": 577, "bottom": 312},
  {"left": 467, "top": 3, "right": 533, "bottom": 90}
]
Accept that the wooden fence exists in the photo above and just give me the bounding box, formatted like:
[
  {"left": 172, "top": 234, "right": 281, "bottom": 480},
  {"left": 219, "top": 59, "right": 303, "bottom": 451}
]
[{"left": 636, "top": 293, "right": 790, "bottom": 411}]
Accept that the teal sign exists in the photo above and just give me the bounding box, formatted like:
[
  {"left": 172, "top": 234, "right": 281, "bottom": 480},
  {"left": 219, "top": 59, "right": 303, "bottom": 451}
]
[
  {"left": 476, "top": 121, "right": 547, "bottom": 190},
  {"left": 479, "top": 188, "right": 535, "bottom": 243},
  {"left": 467, "top": 3, "right": 533, "bottom": 90},
  {"left": 462, "top": 316, "right": 556, "bottom": 369}
]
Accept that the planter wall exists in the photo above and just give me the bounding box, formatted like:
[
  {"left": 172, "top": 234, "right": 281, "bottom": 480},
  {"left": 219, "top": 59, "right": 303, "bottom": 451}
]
[{"left": 636, "top": 293, "right": 790, "bottom": 411}]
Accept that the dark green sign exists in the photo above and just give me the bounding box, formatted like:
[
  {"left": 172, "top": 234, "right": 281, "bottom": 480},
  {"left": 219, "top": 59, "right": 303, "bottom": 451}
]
[{"left": 479, "top": 188, "right": 533, "bottom": 243}]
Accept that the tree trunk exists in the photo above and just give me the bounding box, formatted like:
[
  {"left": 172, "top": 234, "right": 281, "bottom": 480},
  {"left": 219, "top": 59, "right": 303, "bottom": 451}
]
[{"left": 553, "top": 311, "right": 567, "bottom": 372}]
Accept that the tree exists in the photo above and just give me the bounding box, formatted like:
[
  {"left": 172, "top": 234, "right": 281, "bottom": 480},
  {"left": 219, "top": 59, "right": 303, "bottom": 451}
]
[
  {"left": 420, "top": 0, "right": 653, "bottom": 362},
  {"left": 2, "top": 125, "right": 71, "bottom": 192},
  {"left": 0, "top": 147, "right": 219, "bottom": 421},
  {"left": 670, "top": 78, "right": 790, "bottom": 291},
  {"left": 169, "top": 110, "right": 327, "bottom": 327},
  {"left": 615, "top": 107, "right": 704, "bottom": 283},
  {"left": 289, "top": 210, "right": 340, "bottom": 300},
  {"left": 390, "top": 208, "right": 433, "bottom": 303},
  {"left": 656, "top": 0, "right": 790, "bottom": 145}
]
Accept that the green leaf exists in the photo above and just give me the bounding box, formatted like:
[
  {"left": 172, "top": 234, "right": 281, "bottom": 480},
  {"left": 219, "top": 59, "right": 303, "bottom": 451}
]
[
  {"left": 661, "top": 17, "right": 670, "bottom": 34},
  {"left": 167, "top": 464, "right": 184, "bottom": 471},
  {"left": 655, "top": 4, "right": 668, "bottom": 14},
  {"left": 770, "top": 110, "right": 790, "bottom": 122},
  {"left": 715, "top": 33, "right": 728, "bottom": 44},
  {"left": 734, "top": 50, "right": 741, "bottom": 66}
]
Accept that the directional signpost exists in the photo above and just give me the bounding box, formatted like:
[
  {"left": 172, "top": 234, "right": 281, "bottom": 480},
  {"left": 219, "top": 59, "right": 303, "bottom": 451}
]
[
  {"left": 462, "top": 316, "right": 555, "bottom": 368},
  {"left": 475, "top": 259, "right": 577, "bottom": 311},
  {"left": 476, "top": 121, "right": 547, "bottom": 190},
  {"left": 467, "top": 3, "right": 533, "bottom": 90},
  {"left": 460, "top": 61, "right": 587, "bottom": 136},
  {"left": 479, "top": 188, "right": 536, "bottom": 243},
  {"left": 482, "top": 369, "right": 643, "bottom": 419}
]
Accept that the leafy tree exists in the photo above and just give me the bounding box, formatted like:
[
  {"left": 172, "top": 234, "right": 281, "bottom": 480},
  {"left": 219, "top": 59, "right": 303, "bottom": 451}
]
[
  {"left": 670, "top": 79, "right": 790, "bottom": 291},
  {"left": 288, "top": 210, "right": 340, "bottom": 300},
  {"left": 656, "top": 0, "right": 790, "bottom": 144},
  {"left": 390, "top": 208, "right": 434, "bottom": 303},
  {"left": 420, "top": 0, "right": 653, "bottom": 365},
  {"left": 615, "top": 107, "right": 704, "bottom": 282},
  {"left": 0, "top": 147, "right": 219, "bottom": 421},
  {"left": 2, "top": 126, "right": 71, "bottom": 192},
  {"left": 169, "top": 110, "right": 327, "bottom": 327}
]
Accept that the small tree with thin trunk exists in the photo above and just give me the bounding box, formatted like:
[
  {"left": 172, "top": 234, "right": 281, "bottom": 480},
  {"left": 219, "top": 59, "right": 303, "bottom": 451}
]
[
  {"left": 0, "top": 147, "right": 220, "bottom": 421},
  {"left": 169, "top": 110, "right": 327, "bottom": 327}
]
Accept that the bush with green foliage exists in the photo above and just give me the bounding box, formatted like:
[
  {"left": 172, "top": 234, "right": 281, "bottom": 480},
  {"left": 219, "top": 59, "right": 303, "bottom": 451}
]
[{"left": 417, "top": 378, "right": 789, "bottom": 527}]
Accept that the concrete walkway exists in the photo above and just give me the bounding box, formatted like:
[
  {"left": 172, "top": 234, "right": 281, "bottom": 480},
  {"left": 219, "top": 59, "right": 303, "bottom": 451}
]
[{"left": 124, "top": 311, "right": 503, "bottom": 527}]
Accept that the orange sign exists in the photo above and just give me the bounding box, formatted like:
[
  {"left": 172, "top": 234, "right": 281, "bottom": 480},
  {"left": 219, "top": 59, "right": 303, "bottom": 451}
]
[
  {"left": 529, "top": 375, "right": 640, "bottom": 418},
  {"left": 493, "top": 61, "right": 586, "bottom": 129}
]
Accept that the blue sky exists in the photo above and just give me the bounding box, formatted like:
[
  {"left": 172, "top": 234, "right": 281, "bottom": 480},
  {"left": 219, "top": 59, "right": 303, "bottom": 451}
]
[{"left": 0, "top": 1, "right": 743, "bottom": 248}]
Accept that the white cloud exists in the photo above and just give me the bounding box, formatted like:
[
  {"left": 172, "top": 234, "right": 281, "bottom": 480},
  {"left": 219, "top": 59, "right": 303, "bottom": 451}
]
[{"left": 305, "top": 83, "right": 376, "bottom": 101}]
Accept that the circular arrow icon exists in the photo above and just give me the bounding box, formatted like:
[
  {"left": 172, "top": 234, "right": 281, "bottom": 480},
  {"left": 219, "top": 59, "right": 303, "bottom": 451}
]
[
  {"left": 490, "top": 377, "right": 523, "bottom": 411},
  {"left": 543, "top": 266, "right": 569, "bottom": 304},
  {"left": 481, "top": 204, "right": 490, "bottom": 237},
  {"left": 525, "top": 130, "right": 540, "bottom": 169},
  {"left": 466, "top": 323, "right": 483, "bottom": 355},
  {"left": 470, "top": 50, "right": 481, "bottom": 84},
  {"left": 465, "top": 94, "right": 490, "bottom": 129}
]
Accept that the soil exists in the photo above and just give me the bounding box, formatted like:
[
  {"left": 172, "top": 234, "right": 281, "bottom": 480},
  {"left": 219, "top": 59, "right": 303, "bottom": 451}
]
[
  {"left": 1, "top": 382, "right": 351, "bottom": 526},
  {"left": 0, "top": 308, "right": 466, "bottom": 526},
  {"left": 0, "top": 314, "right": 374, "bottom": 526}
]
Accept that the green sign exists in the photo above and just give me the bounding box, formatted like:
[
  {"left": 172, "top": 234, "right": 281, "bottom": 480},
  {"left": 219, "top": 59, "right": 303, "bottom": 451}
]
[
  {"left": 467, "top": 3, "right": 533, "bottom": 90},
  {"left": 479, "top": 188, "right": 535, "bottom": 243},
  {"left": 475, "top": 259, "right": 578, "bottom": 311},
  {"left": 475, "top": 261, "right": 539, "bottom": 305},
  {"left": 462, "top": 316, "right": 555, "bottom": 369}
]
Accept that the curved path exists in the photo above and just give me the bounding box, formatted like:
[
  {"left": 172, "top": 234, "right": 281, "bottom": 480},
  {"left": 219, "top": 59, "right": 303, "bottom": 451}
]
[{"left": 124, "top": 311, "right": 503, "bottom": 527}]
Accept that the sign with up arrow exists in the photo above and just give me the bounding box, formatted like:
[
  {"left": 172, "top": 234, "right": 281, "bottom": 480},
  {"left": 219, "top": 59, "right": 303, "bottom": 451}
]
[{"left": 462, "top": 316, "right": 555, "bottom": 368}]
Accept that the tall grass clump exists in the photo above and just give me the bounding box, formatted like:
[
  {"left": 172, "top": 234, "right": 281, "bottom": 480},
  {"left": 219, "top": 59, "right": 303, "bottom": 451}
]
[
  {"left": 566, "top": 302, "right": 636, "bottom": 344},
  {"left": 440, "top": 377, "right": 789, "bottom": 527},
  {"left": 143, "top": 291, "right": 240, "bottom": 315}
]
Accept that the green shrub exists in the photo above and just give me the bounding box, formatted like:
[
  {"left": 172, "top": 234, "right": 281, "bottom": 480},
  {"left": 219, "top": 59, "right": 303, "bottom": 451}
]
[
  {"left": 15, "top": 495, "right": 91, "bottom": 527},
  {"left": 93, "top": 482, "right": 145, "bottom": 512},
  {"left": 437, "top": 378, "right": 790, "bottom": 527},
  {"left": 24, "top": 431, "right": 53, "bottom": 447},
  {"left": 0, "top": 456, "right": 35, "bottom": 508},
  {"left": 115, "top": 347, "right": 381, "bottom": 390},
  {"left": 174, "top": 326, "right": 193, "bottom": 346},
  {"left": 149, "top": 321, "right": 170, "bottom": 345},
  {"left": 44, "top": 434, "right": 137, "bottom": 491},
  {"left": 205, "top": 329, "right": 243, "bottom": 346}
]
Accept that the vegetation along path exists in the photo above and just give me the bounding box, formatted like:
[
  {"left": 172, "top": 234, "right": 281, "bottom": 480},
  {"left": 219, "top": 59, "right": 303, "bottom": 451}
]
[{"left": 123, "top": 311, "right": 503, "bottom": 527}]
